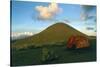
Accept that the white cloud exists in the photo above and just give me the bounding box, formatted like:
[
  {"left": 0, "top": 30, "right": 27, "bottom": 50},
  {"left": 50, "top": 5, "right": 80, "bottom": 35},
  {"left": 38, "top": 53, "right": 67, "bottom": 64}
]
[
  {"left": 80, "top": 5, "right": 96, "bottom": 21},
  {"left": 81, "top": 27, "right": 96, "bottom": 36},
  {"left": 11, "top": 32, "right": 33, "bottom": 37},
  {"left": 80, "top": 11, "right": 88, "bottom": 21},
  {"left": 11, "top": 32, "right": 35, "bottom": 40},
  {"left": 35, "top": 2, "right": 62, "bottom": 20}
]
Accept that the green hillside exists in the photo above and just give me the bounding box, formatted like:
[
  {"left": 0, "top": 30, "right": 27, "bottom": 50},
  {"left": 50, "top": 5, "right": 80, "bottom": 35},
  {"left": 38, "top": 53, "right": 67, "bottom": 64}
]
[
  {"left": 11, "top": 39, "right": 96, "bottom": 66},
  {"left": 11, "top": 22, "right": 96, "bottom": 66},
  {"left": 11, "top": 22, "right": 88, "bottom": 49}
]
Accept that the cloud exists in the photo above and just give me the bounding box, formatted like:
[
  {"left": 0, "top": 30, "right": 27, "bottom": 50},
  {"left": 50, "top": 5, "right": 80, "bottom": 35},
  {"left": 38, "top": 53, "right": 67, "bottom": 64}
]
[
  {"left": 80, "top": 11, "right": 96, "bottom": 21},
  {"left": 80, "top": 11, "right": 88, "bottom": 20},
  {"left": 12, "top": 32, "right": 33, "bottom": 37},
  {"left": 86, "top": 27, "right": 94, "bottom": 30},
  {"left": 63, "top": 19, "right": 70, "bottom": 23},
  {"left": 11, "top": 32, "right": 34, "bottom": 40},
  {"left": 81, "top": 27, "right": 96, "bottom": 36},
  {"left": 80, "top": 5, "right": 96, "bottom": 21},
  {"left": 35, "top": 2, "right": 62, "bottom": 20}
]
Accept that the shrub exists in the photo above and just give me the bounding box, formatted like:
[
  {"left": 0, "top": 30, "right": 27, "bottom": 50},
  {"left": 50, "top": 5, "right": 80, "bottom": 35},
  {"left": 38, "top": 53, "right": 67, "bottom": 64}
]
[
  {"left": 42, "top": 47, "right": 49, "bottom": 62},
  {"left": 41, "top": 47, "right": 59, "bottom": 63}
]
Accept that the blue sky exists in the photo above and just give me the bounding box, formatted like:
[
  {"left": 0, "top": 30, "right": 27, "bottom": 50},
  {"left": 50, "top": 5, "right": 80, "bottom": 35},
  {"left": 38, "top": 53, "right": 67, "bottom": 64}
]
[{"left": 11, "top": 1, "right": 96, "bottom": 36}]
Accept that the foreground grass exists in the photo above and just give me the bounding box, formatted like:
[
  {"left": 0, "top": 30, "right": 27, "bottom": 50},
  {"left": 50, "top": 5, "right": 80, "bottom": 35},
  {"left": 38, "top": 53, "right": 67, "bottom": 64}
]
[{"left": 11, "top": 39, "right": 96, "bottom": 66}]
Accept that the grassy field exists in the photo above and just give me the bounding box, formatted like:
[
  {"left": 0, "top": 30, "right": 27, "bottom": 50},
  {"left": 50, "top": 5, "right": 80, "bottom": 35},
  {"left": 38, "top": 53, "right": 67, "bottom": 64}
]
[{"left": 11, "top": 39, "right": 96, "bottom": 66}]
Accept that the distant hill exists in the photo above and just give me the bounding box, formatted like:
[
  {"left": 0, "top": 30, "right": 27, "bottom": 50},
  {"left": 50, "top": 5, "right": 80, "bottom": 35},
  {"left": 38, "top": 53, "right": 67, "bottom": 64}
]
[{"left": 11, "top": 22, "right": 88, "bottom": 49}]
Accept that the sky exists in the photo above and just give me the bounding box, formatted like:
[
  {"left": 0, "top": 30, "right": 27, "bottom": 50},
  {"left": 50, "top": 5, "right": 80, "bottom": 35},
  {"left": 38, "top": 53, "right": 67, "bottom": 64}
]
[{"left": 11, "top": 1, "right": 96, "bottom": 36}]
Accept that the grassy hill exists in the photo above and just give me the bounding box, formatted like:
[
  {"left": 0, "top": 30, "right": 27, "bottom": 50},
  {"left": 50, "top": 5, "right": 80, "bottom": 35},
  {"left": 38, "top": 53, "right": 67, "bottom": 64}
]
[
  {"left": 11, "top": 22, "right": 96, "bottom": 66},
  {"left": 11, "top": 22, "right": 88, "bottom": 49}
]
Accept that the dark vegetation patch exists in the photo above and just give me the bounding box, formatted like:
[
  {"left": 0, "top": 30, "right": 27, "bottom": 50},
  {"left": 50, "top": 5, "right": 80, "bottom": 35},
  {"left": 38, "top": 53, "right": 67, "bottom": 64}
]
[{"left": 11, "top": 39, "right": 96, "bottom": 66}]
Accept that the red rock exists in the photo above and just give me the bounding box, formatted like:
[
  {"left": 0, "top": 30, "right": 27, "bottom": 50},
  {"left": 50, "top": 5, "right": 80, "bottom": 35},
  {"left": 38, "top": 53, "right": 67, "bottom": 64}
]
[{"left": 67, "top": 35, "right": 90, "bottom": 49}]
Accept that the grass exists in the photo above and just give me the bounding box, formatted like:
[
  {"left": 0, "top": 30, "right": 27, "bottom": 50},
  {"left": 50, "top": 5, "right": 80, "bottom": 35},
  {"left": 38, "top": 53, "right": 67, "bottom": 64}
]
[{"left": 11, "top": 39, "right": 96, "bottom": 66}]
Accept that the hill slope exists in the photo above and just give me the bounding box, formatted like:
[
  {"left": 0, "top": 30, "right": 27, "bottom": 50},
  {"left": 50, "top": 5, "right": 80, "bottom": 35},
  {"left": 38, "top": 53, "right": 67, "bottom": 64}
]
[{"left": 12, "top": 22, "right": 88, "bottom": 48}]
